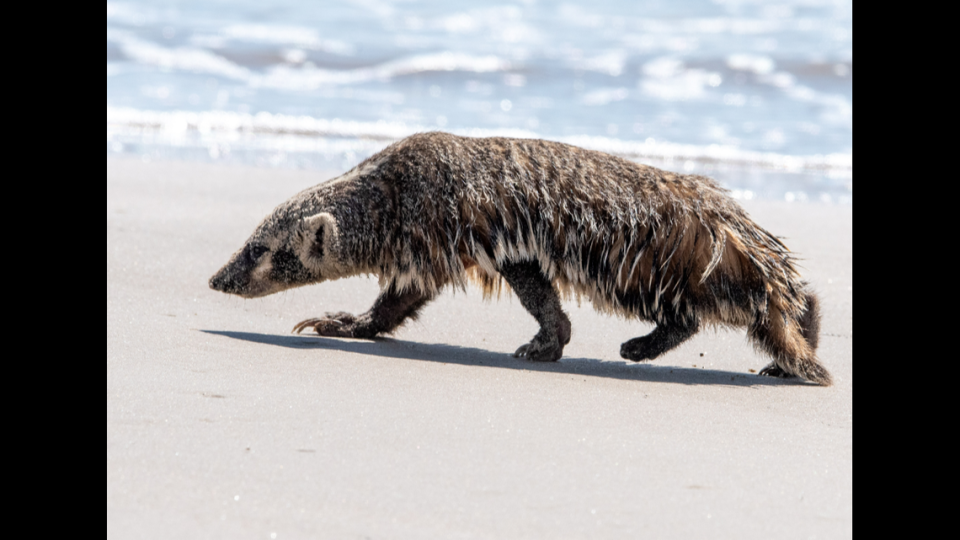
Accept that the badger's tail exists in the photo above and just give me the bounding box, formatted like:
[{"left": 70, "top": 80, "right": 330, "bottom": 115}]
[
  {"left": 749, "top": 285, "right": 832, "bottom": 386},
  {"left": 798, "top": 289, "right": 821, "bottom": 352}
]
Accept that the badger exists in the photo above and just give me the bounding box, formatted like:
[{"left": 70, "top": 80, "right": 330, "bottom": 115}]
[{"left": 209, "top": 132, "right": 831, "bottom": 385}]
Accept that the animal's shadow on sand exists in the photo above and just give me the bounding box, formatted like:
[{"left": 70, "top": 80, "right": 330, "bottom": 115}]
[{"left": 201, "top": 330, "right": 812, "bottom": 387}]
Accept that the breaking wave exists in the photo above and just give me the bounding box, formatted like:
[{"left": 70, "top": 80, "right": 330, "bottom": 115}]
[
  {"left": 107, "top": 105, "right": 851, "bottom": 177},
  {"left": 108, "top": 28, "right": 510, "bottom": 90}
]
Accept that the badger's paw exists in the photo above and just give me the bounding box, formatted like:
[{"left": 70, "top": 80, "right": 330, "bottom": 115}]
[
  {"left": 620, "top": 336, "right": 658, "bottom": 362},
  {"left": 320, "top": 312, "right": 357, "bottom": 325},
  {"left": 758, "top": 362, "right": 796, "bottom": 379},
  {"left": 293, "top": 317, "right": 351, "bottom": 337},
  {"left": 293, "top": 312, "right": 380, "bottom": 339},
  {"left": 293, "top": 311, "right": 362, "bottom": 337},
  {"left": 512, "top": 333, "right": 563, "bottom": 362}
]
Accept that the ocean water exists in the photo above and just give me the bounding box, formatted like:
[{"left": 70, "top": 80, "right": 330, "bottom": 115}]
[{"left": 107, "top": 0, "right": 852, "bottom": 202}]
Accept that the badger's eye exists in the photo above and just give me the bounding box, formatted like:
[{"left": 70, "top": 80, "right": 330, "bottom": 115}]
[{"left": 247, "top": 245, "right": 269, "bottom": 262}]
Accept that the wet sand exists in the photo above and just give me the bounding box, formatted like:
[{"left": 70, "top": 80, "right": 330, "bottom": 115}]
[{"left": 107, "top": 157, "right": 852, "bottom": 538}]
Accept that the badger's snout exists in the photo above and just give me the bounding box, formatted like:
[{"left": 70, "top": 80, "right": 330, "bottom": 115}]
[
  {"left": 209, "top": 265, "right": 246, "bottom": 295},
  {"left": 209, "top": 250, "right": 281, "bottom": 298}
]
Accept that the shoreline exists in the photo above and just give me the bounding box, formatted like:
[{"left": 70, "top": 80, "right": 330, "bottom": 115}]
[{"left": 107, "top": 157, "right": 852, "bottom": 538}]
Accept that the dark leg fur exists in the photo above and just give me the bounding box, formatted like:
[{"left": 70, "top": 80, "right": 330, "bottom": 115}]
[
  {"left": 752, "top": 289, "right": 832, "bottom": 385},
  {"left": 498, "top": 260, "right": 571, "bottom": 362},
  {"left": 752, "top": 319, "right": 824, "bottom": 383},
  {"left": 293, "top": 286, "right": 433, "bottom": 339},
  {"left": 620, "top": 318, "right": 699, "bottom": 362}
]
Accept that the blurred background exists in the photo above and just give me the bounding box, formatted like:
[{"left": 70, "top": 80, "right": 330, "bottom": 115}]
[{"left": 106, "top": 0, "right": 852, "bottom": 202}]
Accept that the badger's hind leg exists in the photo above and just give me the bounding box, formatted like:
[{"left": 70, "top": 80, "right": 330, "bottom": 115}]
[
  {"left": 751, "top": 291, "right": 832, "bottom": 386},
  {"left": 757, "top": 363, "right": 791, "bottom": 378},
  {"left": 620, "top": 317, "right": 699, "bottom": 362},
  {"left": 293, "top": 285, "right": 433, "bottom": 339},
  {"left": 498, "top": 260, "right": 571, "bottom": 362}
]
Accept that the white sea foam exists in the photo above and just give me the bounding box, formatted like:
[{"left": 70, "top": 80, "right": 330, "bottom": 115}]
[
  {"left": 573, "top": 50, "right": 629, "bottom": 77},
  {"left": 106, "top": 1, "right": 159, "bottom": 26},
  {"left": 107, "top": 105, "right": 852, "bottom": 176},
  {"left": 108, "top": 29, "right": 252, "bottom": 81},
  {"left": 108, "top": 31, "right": 510, "bottom": 90},
  {"left": 640, "top": 58, "right": 722, "bottom": 101},
  {"left": 219, "top": 24, "right": 354, "bottom": 55},
  {"left": 430, "top": 6, "right": 538, "bottom": 44},
  {"left": 724, "top": 53, "right": 851, "bottom": 127},
  {"left": 637, "top": 17, "right": 787, "bottom": 35},
  {"left": 559, "top": 134, "right": 851, "bottom": 175},
  {"left": 557, "top": 8, "right": 793, "bottom": 35},
  {"left": 581, "top": 88, "right": 629, "bottom": 106},
  {"left": 727, "top": 54, "right": 776, "bottom": 74},
  {"left": 257, "top": 52, "right": 512, "bottom": 90}
]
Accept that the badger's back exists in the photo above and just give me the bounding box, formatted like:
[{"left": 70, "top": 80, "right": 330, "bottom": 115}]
[{"left": 371, "top": 132, "right": 806, "bottom": 329}]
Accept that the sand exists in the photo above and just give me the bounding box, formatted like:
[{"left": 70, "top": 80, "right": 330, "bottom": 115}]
[{"left": 107, "top": 157, "right": 852, "bottom": 539}]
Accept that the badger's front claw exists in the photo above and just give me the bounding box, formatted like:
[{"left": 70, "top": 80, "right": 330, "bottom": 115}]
[
  {"left": 293, "top": 312, "right": 380, "bottom": 339},
  {"left": 293, "top": 317, "right": 348, "bottom": 337},
  {"left": 512, "top": 332, "right": 563, "bottom": 362},
  {"left": 293, "top": 312, "right": 359, "bottom": 335}
]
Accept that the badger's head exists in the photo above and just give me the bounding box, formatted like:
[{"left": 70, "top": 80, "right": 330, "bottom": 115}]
[{"left": 209, "top": 210, "right": 347, "bottom": 298}]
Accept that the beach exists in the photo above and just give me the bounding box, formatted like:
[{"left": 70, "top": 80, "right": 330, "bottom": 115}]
[{"left": 106, "top": 157, "right": 852, "bottom": 538}]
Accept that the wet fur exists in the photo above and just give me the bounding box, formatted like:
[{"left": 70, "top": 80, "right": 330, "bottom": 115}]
[{"left": 210, "top": 132, "right": 831, "bottom": 385}]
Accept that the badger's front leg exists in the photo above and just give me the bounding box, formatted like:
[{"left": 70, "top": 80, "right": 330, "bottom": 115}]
[
  {"left": 498, "top": 260, "right": 572, "bottom": 362},
  {"left": 619, "top": 317, "right": 699, "bottom": 362},
  {"left": 293, "top": 286, "right": 433, "bottom": 339}
]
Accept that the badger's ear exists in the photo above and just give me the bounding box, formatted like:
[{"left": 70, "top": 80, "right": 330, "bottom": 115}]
[{"left": 300, "top": 212, "right": 338, "bottom": 266}]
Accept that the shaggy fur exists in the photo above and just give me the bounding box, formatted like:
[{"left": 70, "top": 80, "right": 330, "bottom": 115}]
[{"left": 210, "top": 132, "right": 831, "bottom": 385}]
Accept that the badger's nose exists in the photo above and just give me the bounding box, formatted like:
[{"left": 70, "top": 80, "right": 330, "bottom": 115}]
[
  {"left": 209, "top": 273, "right": 224, "bottom": 291},
  {"left": 209, "top": 269, "right": 232, "bottom": 292}
]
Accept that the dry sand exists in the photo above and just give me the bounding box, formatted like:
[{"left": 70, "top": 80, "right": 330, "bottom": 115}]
[{"left": 107, "top": 157, "right": 852, "bottom": 539}]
